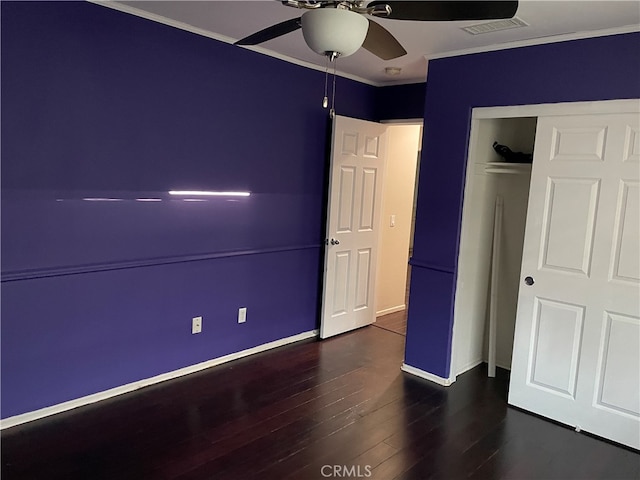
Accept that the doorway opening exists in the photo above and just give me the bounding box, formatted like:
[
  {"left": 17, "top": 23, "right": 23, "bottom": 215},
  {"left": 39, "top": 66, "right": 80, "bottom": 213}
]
[
  {"left": 374, "top": 121, "right": 423, "bottom": 337},
  {"left": 451, "top": 116, "right": 536, "bottom": 377}
]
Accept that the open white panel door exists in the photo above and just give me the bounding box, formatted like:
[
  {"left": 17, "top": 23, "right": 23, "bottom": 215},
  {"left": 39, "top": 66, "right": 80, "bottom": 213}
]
[
  {"left": 509, "top": 110, "right": 640, "bottom": 449},
  {"left": 320, "top": 115, "right": 387, "bottom": 339}
]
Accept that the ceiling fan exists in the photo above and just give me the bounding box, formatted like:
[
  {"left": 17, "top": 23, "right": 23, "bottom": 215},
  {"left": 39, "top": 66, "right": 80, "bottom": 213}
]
[{"left": 235, "top": 1, "right": 519, "bottom": 61}]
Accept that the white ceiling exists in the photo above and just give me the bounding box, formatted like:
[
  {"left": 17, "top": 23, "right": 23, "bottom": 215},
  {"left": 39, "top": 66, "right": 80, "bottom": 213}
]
[{"left": 103, "top": 0, "right": 640, "bottom": 85}]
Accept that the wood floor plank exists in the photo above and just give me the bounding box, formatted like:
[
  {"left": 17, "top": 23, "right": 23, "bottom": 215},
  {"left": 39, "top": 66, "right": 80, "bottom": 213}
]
[
  {"left": 374, "top": 310, "right": 407, "bottom": 336},
  {"left": 2, "top": 326, "right": 638, "bottom": 480},
  {"left": 270, "top": 389, "right": 443, "bottom": 480}
]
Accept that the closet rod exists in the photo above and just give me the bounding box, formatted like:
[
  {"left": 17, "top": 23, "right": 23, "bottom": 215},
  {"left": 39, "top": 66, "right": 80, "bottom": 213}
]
[{"left": 484, "top": 162, "right": 531, "bottom": 175}]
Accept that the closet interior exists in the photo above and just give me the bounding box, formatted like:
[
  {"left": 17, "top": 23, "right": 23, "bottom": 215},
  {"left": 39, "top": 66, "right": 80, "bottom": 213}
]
[{"left": 452, "top": 116, "right": 538, "bottom": 378}]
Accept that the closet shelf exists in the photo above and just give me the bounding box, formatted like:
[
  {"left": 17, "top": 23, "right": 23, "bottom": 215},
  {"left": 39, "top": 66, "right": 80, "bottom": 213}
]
[{"left": 484, "top": 162, "right": 532, "bottom": 175}]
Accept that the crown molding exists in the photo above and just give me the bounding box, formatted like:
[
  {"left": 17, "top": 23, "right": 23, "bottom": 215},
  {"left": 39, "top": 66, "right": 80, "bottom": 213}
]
[
  {"left": 425, "top": 24, "right": 640, "bottom": 61},
  {"left": 90, "top": 2, "right": 638, "bottom": 87},
  {"left": 90, "top": 1, "right": 380, "bottom": 86}
]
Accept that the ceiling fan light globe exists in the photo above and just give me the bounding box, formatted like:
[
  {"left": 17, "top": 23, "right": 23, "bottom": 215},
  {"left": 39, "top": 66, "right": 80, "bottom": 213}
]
[{"left": 301, "top": 9, "right": 369, "bottom": 58}]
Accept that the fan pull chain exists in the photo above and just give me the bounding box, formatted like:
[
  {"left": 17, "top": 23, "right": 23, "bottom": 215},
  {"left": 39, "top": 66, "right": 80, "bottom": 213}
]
[
  {"left": 322, "top": 52, "right": 339, "bottom": 118},
  {"left": 322, "top": 54, "right": 329, "bottom": 109},
  {"left": 330, "top": 56, "right": 337, "bottom": 119}
]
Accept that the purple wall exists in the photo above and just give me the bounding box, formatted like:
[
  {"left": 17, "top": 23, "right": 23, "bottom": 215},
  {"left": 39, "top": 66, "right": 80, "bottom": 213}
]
[
  {"left": 1, "top": 2, "right": 377, "bottom": 418},
  {"left": 376, "top": 82, "right": 426, "bottom": 120},
  {"left": 6, "top": 2, "right": 635, "bottom": 421},
  {"left": 405, "top": 32, "right": 640, "bottom": 378}
]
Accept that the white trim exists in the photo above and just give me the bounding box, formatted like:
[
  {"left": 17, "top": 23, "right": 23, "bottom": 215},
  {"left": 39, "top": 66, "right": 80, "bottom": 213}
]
[
  {"left": 401, "top": 363, "right": 455, "bottom": 387},
  {"left": 451, "top": 98, "right": 639, "bottom": 386},
  {"left": 91, "top": 1, "right": 237, "bottom": 48},
  {"left": 496, "top": 361, "right": 511, "bottom": 372},
  {"left": 451, "top": 359, "right": 511, "bottom": 384},
  {"left": 376, "top": 305, "right": 405, "bottom": 317},
  {"left": 380, "top": 118, "right": 424, "bottom": 125},
  {"left": 455, "top": 358, "right": 484, "bottom": 379},
  {"left": 92, "top": 1, "right": 379, "bottom": 87},
  {"left": 0, "top": 330, "right": 318, "bottom": 430},
  {"left": 426, "top": 24, "right": 640, "bottom": 61},
  {"left": 88, "top": 2, "right": 639, "bottom": 87},
  {"left": 472, "top": 99, "right": 640, "bottom": 120}
]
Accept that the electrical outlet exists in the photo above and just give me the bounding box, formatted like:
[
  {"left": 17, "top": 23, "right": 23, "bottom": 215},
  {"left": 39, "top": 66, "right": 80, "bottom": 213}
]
[
  {"left": 238, "top": 307, "right": 247, "bottom": 324},
  {"left": 192, "top": 316, "right": 202, "bottom": 334}
]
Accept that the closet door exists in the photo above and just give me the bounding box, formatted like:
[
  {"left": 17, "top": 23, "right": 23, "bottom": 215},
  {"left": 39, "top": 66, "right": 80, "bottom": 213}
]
[{"left": 509, "top": 112, "right": 640, "bottom": 449}]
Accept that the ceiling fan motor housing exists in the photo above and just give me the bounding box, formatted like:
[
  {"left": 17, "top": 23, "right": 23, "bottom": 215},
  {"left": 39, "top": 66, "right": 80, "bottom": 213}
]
[{"left": 301, "top": 8, "right": 369, "bottom": 57}]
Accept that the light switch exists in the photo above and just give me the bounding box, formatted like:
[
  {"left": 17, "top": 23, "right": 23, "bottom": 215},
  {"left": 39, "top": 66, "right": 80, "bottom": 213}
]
[{"left": 390, "top": 215, "right": 396, "bottom": 227}]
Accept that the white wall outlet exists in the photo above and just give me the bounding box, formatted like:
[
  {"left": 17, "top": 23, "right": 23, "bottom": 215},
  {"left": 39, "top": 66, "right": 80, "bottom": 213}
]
[
  {"left": 238, "top": 307, "right": 247, "bottom": 324},
  {"left": 192, "top": 316, "right": 202, "bottom": 334},
  {"left": 390, "top": 214, "right": 396, "bottom": 227}
]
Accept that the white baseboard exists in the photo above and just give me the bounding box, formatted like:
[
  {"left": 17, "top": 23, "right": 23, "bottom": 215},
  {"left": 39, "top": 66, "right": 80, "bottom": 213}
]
[
  {"left": 401, "top": 363, "right": 455, "bottom": 387},
  {"left": 455, "top": 358, "right": 484, "bottom": 377},
  {"left": 453, "top": 359, "right": 511, "bottom": 381},
  {"left": 1, "top": 330, "right": 318, "bottom": 430},
  {"left": 496, "top": 361, "right": 512, "bottom": 372},
  {"left": 376, "top": 304, "right": 406, "bottom": 317}
]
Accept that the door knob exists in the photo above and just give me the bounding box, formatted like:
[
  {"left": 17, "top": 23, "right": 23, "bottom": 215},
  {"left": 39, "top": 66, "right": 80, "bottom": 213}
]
[
  {"left": 524, "top": 276, "right": 535, "bottom": 286},
  {"left": 330, "top": 238, "right": 340, "bottom": 245}
]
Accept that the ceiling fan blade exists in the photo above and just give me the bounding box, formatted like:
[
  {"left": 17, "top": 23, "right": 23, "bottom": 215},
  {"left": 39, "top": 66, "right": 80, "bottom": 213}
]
[
  {"left": 235, "top": 17, "right": 302, "bottom": 45},
  {"left": 367, "top": 1, "right": 518, "bottom": 21},
  {"left": 362, "top": 19, "right": 407, "bottom": 60}
]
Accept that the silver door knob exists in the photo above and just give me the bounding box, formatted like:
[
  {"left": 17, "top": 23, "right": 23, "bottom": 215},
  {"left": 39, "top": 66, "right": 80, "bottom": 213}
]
[
  {"left": 330, "top": 238, "right": 340, "bottom": 245},
  {"left": 524, "top": 276, "right": 535, "bottom": 286}
]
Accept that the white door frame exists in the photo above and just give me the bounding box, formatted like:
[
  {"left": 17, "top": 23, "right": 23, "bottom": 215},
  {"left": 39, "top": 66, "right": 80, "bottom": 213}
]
[
  {"left": 375, "top": 120, "right": 423, "bottom": 318},
  {"left": 319, "top": 117, "right": 423, "bottom": 338},
  {"left": 450, "top": 98, "right": 640, "bottom": 385}
]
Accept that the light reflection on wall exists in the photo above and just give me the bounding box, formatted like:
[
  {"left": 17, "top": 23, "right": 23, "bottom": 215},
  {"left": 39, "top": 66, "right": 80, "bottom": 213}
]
[
  {"left": 60, "top": 192, "right": 253, "bottom": 203},
  {"left": 168, "top": 191, "right": 251, "bottom": 197},
  {"left": 82, "top": 198, "right": 123, "bottom": 202}
]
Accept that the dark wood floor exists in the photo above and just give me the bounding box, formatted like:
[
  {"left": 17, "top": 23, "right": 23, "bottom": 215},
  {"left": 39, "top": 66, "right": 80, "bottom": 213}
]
[
  {"left": 374, "top": 310, "right": 407, "bottom": 336},
  {"left": 374, "top": 265, "right": 410, "bottom": 336},
  {"left": 2, "top": 326, "right": 638, "bottom": 480}
]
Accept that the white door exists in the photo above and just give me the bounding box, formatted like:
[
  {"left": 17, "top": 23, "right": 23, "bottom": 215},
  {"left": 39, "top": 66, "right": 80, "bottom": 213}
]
[
  {"left": 509, "top": 111, "right": 640, "bottom": 449},
  {"left": 320, "top": 115, "right": 387, "bottom": 339}
]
